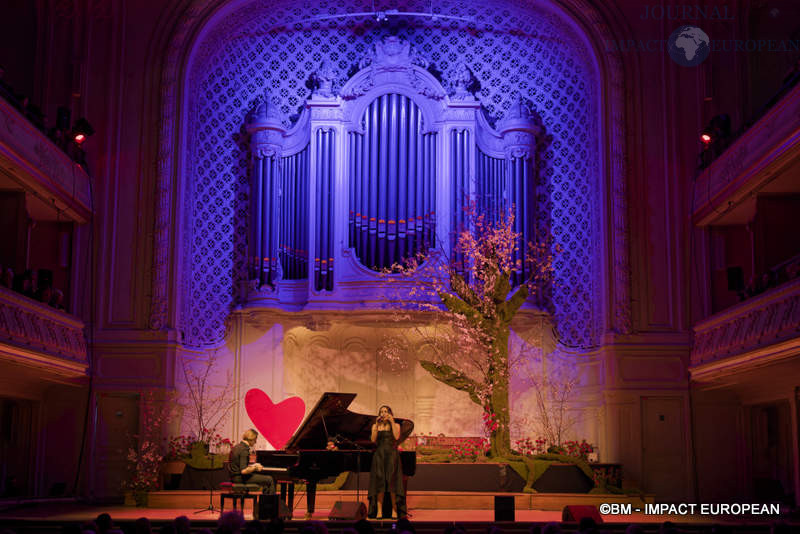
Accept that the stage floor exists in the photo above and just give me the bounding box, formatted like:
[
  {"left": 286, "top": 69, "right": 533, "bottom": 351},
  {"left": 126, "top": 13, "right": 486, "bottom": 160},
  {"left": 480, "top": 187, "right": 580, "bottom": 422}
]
[{"left": 0, "top": 498, "right": 790, "bottom": 526}]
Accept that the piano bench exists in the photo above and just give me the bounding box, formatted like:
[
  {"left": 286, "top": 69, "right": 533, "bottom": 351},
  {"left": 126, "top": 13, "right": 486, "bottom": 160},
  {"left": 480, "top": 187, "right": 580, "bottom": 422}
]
[{"left": 220, "top": 483, "right": 262, "bottom": 518}]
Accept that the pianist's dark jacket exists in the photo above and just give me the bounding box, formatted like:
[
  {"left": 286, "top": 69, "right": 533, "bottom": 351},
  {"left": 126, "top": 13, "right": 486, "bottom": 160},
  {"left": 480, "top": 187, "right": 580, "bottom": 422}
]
[{"left": 228, "top": 441, "right": 250, "bottom": 483}]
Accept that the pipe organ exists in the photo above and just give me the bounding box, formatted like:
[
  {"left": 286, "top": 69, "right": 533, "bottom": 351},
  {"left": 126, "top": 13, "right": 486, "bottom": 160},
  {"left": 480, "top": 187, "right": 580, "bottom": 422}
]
[
  {"left": 349, "top": 94, "right": 437, "bottom": 271},
  {"left": 245, "top": 36, "right": 541, "bottom": 307}
]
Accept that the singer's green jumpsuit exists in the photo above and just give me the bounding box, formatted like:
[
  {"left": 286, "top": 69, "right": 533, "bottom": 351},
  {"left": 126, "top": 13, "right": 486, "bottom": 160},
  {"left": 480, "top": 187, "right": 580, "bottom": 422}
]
[{"left": 369, "top": 429, "right": 404, "bottom": 498}]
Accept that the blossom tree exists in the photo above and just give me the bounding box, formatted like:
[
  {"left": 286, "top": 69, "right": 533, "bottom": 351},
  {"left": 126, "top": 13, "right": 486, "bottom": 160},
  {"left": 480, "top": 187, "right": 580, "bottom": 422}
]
[
  {"left": 179, "top": 350, "right": 237, "bottom": 450},
  {"left": 383, "top": 205, "right": 556, "bottom": 457},
  {"left": 516, "top": 350, "right": 582, "bottom": 449},
  {"left": 125, "top": 390, "right": 175, "bottom": 495}
]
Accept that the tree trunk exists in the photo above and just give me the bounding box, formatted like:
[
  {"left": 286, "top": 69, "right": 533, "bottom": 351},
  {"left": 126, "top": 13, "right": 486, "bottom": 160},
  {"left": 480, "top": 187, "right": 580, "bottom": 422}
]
[{"left": 487, "top": 330, "right": 511, "bottom": 457}]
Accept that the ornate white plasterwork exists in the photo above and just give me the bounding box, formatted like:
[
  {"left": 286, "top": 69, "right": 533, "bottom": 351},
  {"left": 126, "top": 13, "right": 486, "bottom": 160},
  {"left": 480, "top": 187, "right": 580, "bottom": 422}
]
[{"left": 340, "top": 36, "right": 445, "bottom": 103}]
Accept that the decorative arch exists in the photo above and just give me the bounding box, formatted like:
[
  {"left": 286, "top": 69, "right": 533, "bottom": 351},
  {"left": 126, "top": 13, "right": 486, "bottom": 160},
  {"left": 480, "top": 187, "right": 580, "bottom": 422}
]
[{"left": 151, "top": 0, "right": 633, "bottom": 348}]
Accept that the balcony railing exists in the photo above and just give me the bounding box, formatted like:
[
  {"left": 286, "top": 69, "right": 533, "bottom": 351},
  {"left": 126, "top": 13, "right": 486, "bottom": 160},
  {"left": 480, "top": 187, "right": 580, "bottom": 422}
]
[
  {"left": 0, "top": 286, "right": 88, "bottom": 375},
  {"left": 692, "top": 83, "right": 800, "bottom": 226},
  {"left": 0, "top": 97, "right": 92, "bottom": 223},
  {"left": 691, "top": 277, "right": 800, "bottom": 369}
]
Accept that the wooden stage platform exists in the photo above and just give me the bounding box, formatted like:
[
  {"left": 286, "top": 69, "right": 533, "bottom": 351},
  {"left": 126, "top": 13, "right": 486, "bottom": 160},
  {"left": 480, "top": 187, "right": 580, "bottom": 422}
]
[
  {"left": 0, "top": 491, "right": 792, "bottom": 532},
  {"left": 145, "top": 488, "right": 653, "bottom": 514}
]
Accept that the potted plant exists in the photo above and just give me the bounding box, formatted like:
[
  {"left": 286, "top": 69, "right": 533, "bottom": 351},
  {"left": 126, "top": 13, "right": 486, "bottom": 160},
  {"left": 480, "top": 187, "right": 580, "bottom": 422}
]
[
  {"left": 169, "top": 432, "right": 233, "bottom": 469},
  {"left": 176, "top": 351, "right": 237, "bottom": 470}
]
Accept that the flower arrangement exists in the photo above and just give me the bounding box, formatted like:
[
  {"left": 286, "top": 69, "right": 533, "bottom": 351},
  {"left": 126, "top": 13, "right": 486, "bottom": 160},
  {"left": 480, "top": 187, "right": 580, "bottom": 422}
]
[
  {"left": 208, "top": 432, "right": 233, "bottom": 453},
  {"left": 482, "top": 409, "right": 499, "bottom": 434},
  {"left": 165, "top": 434, "right": 193, "bottom": 461},
  {"left": 513, "top": 437, "right": 547, "bottom": 456},
  {"left": 513, "top": 436, "right": 594, "bottom": 460},
  {"left": 124, "top": 391, "right": 174, "bottom": 499},
  {"left": 125, "top": 439, "right": 162, "bottom": 493},
  {"left": 449, "top": 438, "right": 490, "bottom": 461},
  {"left": 165, "top": 432, "right": 233, "bottom": 462},
  {"left": 563, "top": 439, "right": 594, "bottom": 460}
]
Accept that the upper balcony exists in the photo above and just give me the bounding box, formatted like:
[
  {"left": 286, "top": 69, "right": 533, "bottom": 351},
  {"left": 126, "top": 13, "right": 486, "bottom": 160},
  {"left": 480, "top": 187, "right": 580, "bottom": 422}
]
[
  {"left": 0, "top": 285, "right": 88, "bottom": 377},
  {"left": 690, "top": 276, "right": 800, "bottom": 379},
  {"left": 692, "top": 83, "right": 800, "bottom": 227},
  {"left": 0, "top": 96, "right": 92, "bottom": 223}
]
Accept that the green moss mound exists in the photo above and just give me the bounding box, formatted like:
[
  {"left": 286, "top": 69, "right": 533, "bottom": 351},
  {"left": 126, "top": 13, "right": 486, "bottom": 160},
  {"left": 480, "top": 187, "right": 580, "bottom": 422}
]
[
  {"left": 415, "top": 449, "right": 607, "bottom": 493},
  {"left": 292, "top": 470, "right": 350, "bottom": 493},
  {"left": 183, "top": 442, "right": 226, "bottom": 469}
]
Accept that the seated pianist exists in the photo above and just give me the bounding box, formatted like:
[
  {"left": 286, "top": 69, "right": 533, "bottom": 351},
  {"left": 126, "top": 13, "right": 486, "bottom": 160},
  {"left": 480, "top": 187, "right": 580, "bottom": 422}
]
[{"left": 228, "top": 429, "right": 275, "bottom": 494}]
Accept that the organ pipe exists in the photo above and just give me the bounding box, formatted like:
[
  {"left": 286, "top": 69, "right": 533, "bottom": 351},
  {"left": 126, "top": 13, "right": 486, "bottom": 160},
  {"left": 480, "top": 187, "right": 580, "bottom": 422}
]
[
  {"left": 251, "top": 154, "right": 280, "bottom": 287},
  {"left": 450, "top": 128, "right": 471, "bottom": 274},
  {"left": 348, "top": 93, "right": 436, "bottom": 270},
  {"left": 497, "top": 97, "right": 541, "bottom": 287},
  {"left": 280, "top": 147, "right": 309, "bottom": 280},
  {"left": 314, "top": 128, "right": 335, "bottom": 291},
  {"left": 476, "top": 150, "right": 507, "bottom": 224},
  {"left": 246, "top": 96, "right": 287, "bottom": 288}
]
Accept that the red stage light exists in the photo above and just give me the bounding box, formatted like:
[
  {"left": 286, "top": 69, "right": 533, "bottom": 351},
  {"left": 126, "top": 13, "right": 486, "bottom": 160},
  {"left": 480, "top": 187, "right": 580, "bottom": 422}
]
[
  {"left": 71, "top": 118, "right": 94, "bottom": 145},
  {"left": 700, "top": 133, "right": 712, "bottom": 145}
]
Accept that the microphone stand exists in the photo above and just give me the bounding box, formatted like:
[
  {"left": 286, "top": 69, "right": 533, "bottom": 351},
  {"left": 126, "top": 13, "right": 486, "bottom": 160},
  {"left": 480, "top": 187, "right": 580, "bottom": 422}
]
[
  {"left": 334, "top": 434, "right": 366, "bottom": 506},
  {"left": 193, "top": 467, "right": 218, "bottom": 515}
]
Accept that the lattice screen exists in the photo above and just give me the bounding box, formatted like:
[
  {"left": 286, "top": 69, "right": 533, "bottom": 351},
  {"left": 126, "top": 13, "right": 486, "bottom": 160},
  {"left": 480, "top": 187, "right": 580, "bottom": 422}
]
[{"left": 183, "top": 0, "right": 601, "bottom": 348}]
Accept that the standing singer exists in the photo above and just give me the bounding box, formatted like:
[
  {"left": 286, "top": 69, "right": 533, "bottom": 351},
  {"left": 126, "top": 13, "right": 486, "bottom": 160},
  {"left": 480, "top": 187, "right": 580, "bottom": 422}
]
[{"left": 368, "top": 405, "right": 404, "bottom": 518}]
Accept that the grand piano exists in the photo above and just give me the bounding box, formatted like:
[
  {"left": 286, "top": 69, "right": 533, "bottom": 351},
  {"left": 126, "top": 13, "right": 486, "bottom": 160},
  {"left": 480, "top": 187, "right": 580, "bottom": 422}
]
[{"left": 256, "top": 392, "right": 416, "bottom": 517}]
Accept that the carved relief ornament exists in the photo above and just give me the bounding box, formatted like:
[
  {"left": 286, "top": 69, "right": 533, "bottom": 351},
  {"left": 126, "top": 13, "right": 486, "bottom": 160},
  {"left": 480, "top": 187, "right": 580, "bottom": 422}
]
[
  {"left": 497, "top": 96, "right": 540, "bottom": 160},
  {"left": 341, "top": 36, "right": 445, "bottom": 102},
  {"left": 245, "top": 93, "right": 286, "bottom": 158}
]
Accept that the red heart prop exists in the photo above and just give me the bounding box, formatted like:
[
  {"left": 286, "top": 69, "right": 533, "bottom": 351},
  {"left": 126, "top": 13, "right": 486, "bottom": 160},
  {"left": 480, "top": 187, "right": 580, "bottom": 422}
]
[{"left": 244, "top": 389, "right": 305, "bottom": 450}]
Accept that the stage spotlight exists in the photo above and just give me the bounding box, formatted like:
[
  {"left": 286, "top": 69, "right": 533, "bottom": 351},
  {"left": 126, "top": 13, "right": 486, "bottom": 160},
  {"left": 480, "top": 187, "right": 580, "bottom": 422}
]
[
  {"left": 700, "top": 113, "right": 731, "bottom": 150},
  {"left": 72, "top": 118, "right": 94, "bottom": 145}
]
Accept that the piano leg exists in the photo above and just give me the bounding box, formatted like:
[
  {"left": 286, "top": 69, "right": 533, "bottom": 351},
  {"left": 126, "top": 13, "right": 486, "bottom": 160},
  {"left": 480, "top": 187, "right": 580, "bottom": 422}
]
[
  {"left": 277, "top": 481, "right": 293, "bottom": 515},
  {"left": 306, "top": 481, "right": 317, "bottom": 517}
]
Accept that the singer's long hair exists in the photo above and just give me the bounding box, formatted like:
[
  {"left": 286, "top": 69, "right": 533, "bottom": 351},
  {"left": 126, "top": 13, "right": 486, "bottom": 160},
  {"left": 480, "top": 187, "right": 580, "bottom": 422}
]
[{"left": 378, "top": 405, "right": 394, "bottom": 416}]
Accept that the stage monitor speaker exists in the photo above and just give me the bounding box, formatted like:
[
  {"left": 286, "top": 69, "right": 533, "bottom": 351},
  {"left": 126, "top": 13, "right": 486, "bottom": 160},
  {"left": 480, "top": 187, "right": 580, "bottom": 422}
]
[
  {"left": 562, "top": 505, "right": 603, "bottom": 524},
  {"left": 727, "top": 266, "right": 744, "bottom": 291},
  {"left": 259, "top": 494, "right": 291, "bottom": 520},
  {"left": 328, "top": 501, "right": 366, "bottom": 520},
  {"left": 494, "top": 495, "right": 515, "bottom": 521}
]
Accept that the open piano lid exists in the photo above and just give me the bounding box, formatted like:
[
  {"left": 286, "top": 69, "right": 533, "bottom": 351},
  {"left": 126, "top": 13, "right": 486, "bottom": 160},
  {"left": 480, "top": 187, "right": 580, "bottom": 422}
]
[{"left": 284, "top": 392, "right": 414, "bottom": 451}]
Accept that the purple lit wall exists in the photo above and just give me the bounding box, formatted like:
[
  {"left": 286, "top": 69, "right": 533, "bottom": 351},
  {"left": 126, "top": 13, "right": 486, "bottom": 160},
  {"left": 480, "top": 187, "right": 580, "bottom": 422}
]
[{"left": 180, "top": 0, "right": 602, "bottom": 348}]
